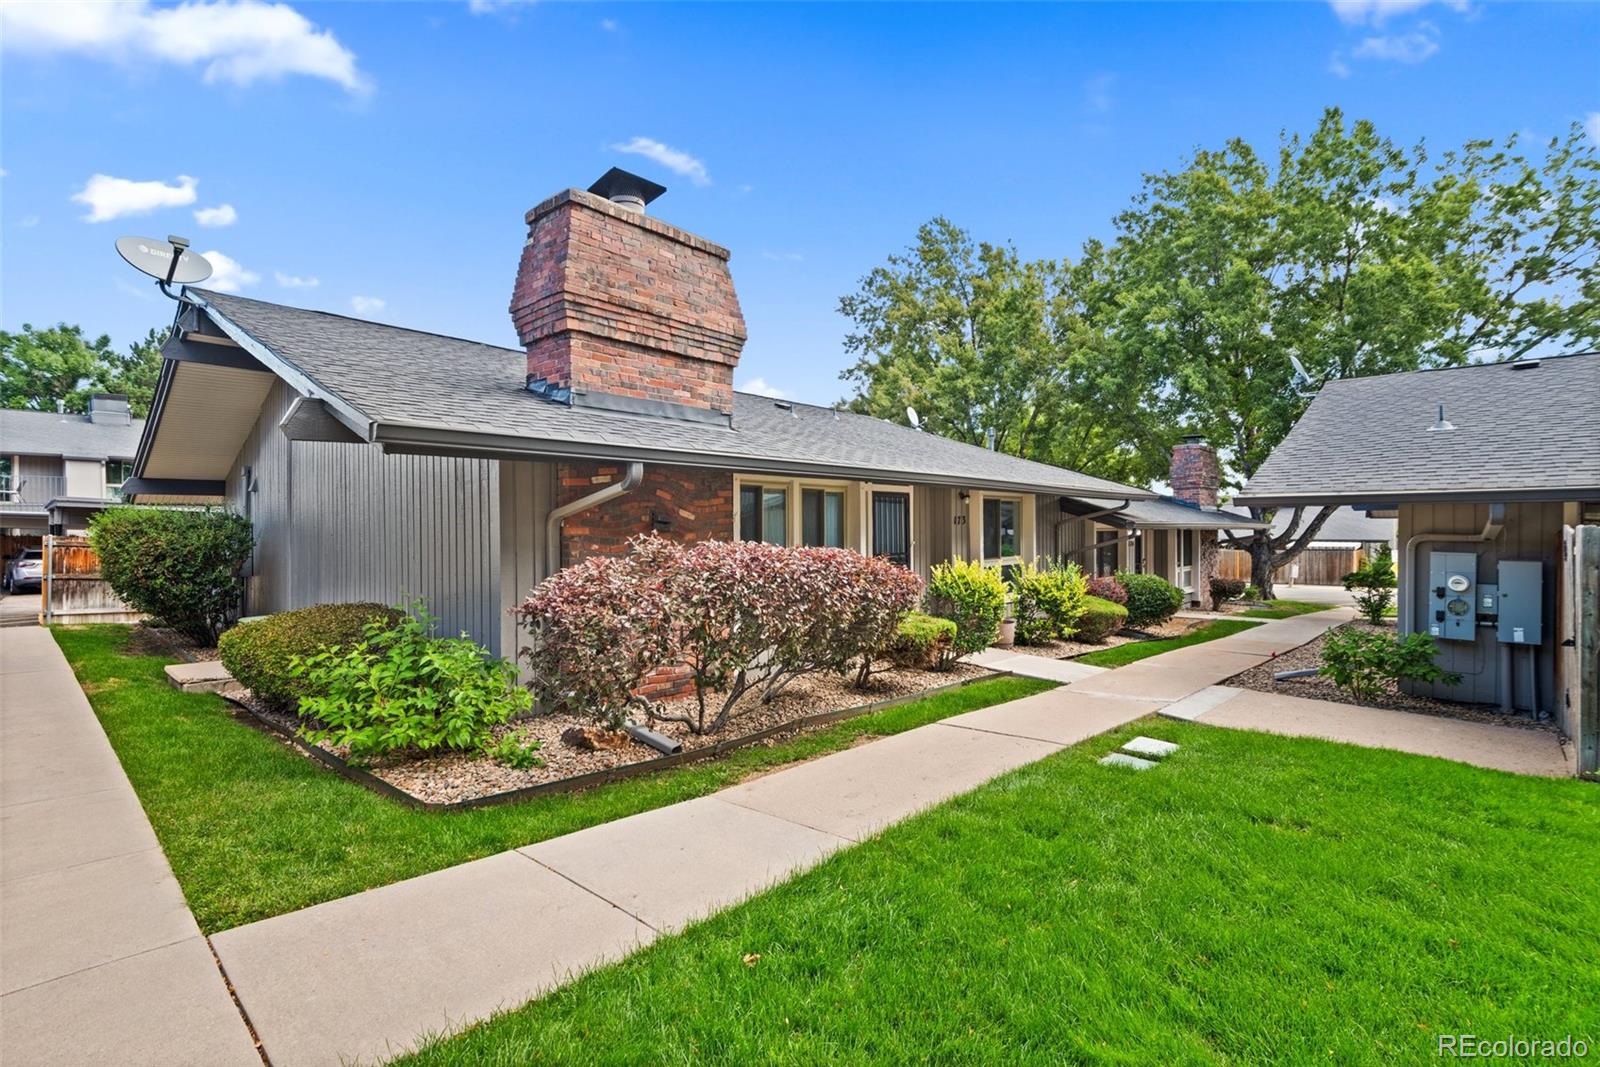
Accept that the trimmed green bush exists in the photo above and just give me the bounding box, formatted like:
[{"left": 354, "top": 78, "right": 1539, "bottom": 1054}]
[
  {"left": 1011, "top": 561, "right": 1089, "bottom": 644},
  {"left": 1117, "top": 571, "right": 1185, "bottom": 629},
  {"left": 926, "top": 559, "right": 1008, "bottom": 658},
  {"left": 888, "top": 611, "right": 959, "bottom": 671},
  {"left": 1210, "top": 576, "right": 1247, "bottom": 603},
  {"left": 90, "top": 506, "right": 253, "bottom": 646},
  {"left": 1075, "top": 595, "right": 1129, "bottom": 643},
  {"left": 1318, "top": 628, "right": 1460, "bottom": 700},
  {"left": 219, "top": 603, "right": 402, "bottom": 710}
]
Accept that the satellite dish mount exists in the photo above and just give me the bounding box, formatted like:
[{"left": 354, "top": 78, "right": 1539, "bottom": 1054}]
[{"left": 115, "top": 235, "right": 213, "bottom": 302}]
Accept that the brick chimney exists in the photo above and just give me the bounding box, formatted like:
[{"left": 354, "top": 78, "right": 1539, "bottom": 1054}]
[
  {"left": 510, "top": 169, "right": 747, "bottom": 425},
  {"left": 1170, "top": 434, "right": 1220, "bottom": 508}
]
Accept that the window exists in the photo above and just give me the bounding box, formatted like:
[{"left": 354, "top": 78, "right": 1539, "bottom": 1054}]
[
  {"left": 1094, "top": 528, "right": 1121, "bottom": 577},
  {"left": 982, "top": 498, "right": 1020, "bottom": 561},
  {"left": 105, "top": 460, "right": 134, "bottom": 500},
  {"left": 738, "top": 483, "right": 788, "bottom": 545},
  {"left": 801, "top": 488, "right": 845, "bottom": 548},
  {"left": 0, "top": 457, "right": 11, "bottom": 498},
  {"left": 870, "top": 491, "right": 911, "bottom": 567}
]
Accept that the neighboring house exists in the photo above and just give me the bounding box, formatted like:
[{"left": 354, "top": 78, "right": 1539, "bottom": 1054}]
[
  {"left": 1217, "top": 506, "right": 1398, "bottom": 588},
  {"left": 0, "top": 395, "right": 143, "bottom": 553},
  {"left": 126, "top": 170, "right": 1249, "bottom": 656},
  {"left": 1236, "top": 352, "right": 1600, "bottom": 769}
]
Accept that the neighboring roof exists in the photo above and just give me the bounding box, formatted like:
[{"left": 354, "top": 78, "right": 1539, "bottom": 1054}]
[
  {"left": 1074, "top": 494, "right": 1266, "bottom": 530},
  {"left": 175, "top": 290, "right": 1155, "bottom": 501},
  {"left": 1269, "top": 506, "right": 1395, "bottom": 545},
  {"left": 0, "top": 408, "right": 144, "bottom": 461},
  {"left": 1237, "top": 352, "right": 1600, "bottom": 505}
]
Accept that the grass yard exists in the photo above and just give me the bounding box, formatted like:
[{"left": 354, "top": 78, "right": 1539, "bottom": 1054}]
[
  {"left": 1075, "top": 618, "right": 1264, "bottom": 668},
  {"left": 402, "top": 720, "right": 1600, "bottom": 1067},
  {"left": 51, "top": 625, "right": 1052, "bottom": 932},
  {"left": 1240, "top": 599, "right": 1337, "bottom": 620}
]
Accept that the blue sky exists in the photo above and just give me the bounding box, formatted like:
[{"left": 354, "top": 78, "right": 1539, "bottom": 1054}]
[{"left": 3, "top": 1, "right": 1597, "bottom": 405}]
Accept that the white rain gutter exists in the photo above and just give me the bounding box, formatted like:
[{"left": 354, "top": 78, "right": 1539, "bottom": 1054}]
[{"left": 544, "top": 462, "right": 645, "bottom": 577}]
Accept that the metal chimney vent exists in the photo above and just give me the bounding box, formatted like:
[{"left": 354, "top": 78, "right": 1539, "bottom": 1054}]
[{"left": 588, "top": 167, "right": 667, "bottom": 215}]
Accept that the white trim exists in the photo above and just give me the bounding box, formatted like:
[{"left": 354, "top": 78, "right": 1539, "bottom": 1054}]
[{"left": 971, "top": 491, "right": 1033, "bottom": 568}]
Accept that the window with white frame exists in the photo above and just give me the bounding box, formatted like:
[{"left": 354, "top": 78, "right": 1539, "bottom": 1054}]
[
  {"left": 0, "top": 457, "right": 11, "bottom": 498},
  {"left": 105, "top": 460, "right": 134, "bottom": 500},
  {"left": 737, "top": 482, "right": 789, "bottom": 545}
]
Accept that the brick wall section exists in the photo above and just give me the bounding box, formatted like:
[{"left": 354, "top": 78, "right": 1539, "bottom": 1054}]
[
  {"left": 556, "top": 461, "right": 732, "bottom": 568},
  {"left": 511, "top": 188, "right": 747, "bottom": 413},
  {"left": 1170, "top": 438, "right": 1221, "bottom": 508}
]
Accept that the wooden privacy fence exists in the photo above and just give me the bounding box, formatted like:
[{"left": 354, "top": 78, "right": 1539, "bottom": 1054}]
[
  {"left": 42, "top": 535, "right": 145, "bottom": 625},
  {"left": 1215, "top": 546, "right": 1365, "bottom": 587},
  {"left": 1558, "top": 524, "right": 1599, "bottom": 778}
]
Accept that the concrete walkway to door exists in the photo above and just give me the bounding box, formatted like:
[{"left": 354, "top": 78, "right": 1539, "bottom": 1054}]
[{"left": 0, "top": 627, "right": 260, "bottom": 1067}]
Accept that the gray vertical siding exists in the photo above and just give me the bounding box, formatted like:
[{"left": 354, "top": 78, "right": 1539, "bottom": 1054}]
[
  {"left": 228, "top": 379, "right": 505, "bottom": 652},
  {"left": 497, "top": 459, "right": 556, "bottom": 663},
  {"left": 1398, "top": 500, "right": 1564, "bottom": 711}
]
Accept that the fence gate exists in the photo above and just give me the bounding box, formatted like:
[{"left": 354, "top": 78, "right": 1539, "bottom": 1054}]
[
  {"left": 42, "top": 535, "right": 145, "bottom": 626},
  {"left": 1559, "top": 525, "right": 1599, "bottom": 778}
]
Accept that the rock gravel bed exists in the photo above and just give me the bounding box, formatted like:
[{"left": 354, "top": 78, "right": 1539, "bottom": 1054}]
[
  {"left": 228, "top": 661, "right": 994, "bottom": 805},
  {"left": 1225, "top": 621, "right": 1555, "bottom": 733}
]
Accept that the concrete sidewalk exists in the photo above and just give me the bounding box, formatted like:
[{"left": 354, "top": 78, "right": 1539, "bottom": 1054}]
[{"left": 0, "top": 627, "right": 258, "bottom": 1067}]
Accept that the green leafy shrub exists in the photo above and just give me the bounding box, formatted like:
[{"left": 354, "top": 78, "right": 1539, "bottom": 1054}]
[
  {"left": 1116, "top": 572, "right": 1185, "bottom": 629},
  {"left": 1011, "top": 562, "right": 1089, "bottom": 644},
  {"left": 1087, "top": 574, "right": 1128, "bottom": 605},
  {"left": 484, "top": 730, "right": 544, "bottom": 770},
  {"left": 1075, "top": 595, "right": 1129, "bottom": 643},
  {"left": 293, "top": 604, "right": 534, "bottom": 763},
  {"left": 887, "top": 611, "right": 958, "bottom": 671},
  {"left": 1210, "top": 576, "right": 1247, "bottom": 603},
  {"left": 218, "top": 602, "right": 402, "bottom": 710},
  {"left": 89, "top": 506, "right": 253, "bottom": 646},
  {"left": 1242, "top": 584, "right": 1263, "bottom": 601},
  {"left": 1342, "top": 547, "right": 1398, "bottom": 625},
  {"left": 926, "top": 559, "right": 1008, "bottom": 658},
  {"left": 1318, "top": 628, "right": 1460, "bottom": 701}
]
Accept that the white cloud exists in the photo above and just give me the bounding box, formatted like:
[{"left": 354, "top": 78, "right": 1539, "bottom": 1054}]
[
  {"left": 194, "top": 203, "right": 238, "bottom": 227},
  {"left": 1327, "top": 0, "right": 1468, "bottom": 26},
  {"left": 200, "top": 249, "right": 259, "bottom": 292},
  {"left": 610, "top": 137, "right": 710, "bottom": 186},
  {"left": 1328, "top": 52, "right": 1352, "bottom": 77},
  {"left": 738, "top": 376, "right": 787, "bottom": 399},
  {"left": 599, "top": 17, "right": 618, "bottom": 31},
  {"left": 1084, "top": 73, "right": 1115, "bottom": 114},
  {"left": 72, "top": 173, "right": 197, "bottom": 222},
  {"left": 0, "top": 1, "right": 369, "bottom": 95},
  {"left": 467, "top": 0, "right": 535, "bottom": 14},
  {"left": 1586, "top": 113, "right": 1600, "bottom": 144},
  {"left": 350, "top": 295, "right": 385, "bottom": 314},
  {"left": 274, "top": 271, "right": 319, "bottom": 288},
  {"left": 1352, "top": 28, "right": 1439, "bottom": 62}
]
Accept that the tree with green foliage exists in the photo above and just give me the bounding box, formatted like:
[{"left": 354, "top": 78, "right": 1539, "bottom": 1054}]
[{"left": 0, "top": 322, "right": 168, "bottom": 417}]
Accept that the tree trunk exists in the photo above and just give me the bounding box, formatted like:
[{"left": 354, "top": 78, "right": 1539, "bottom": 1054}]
[{"left": 1249, "top": 534, "right": 1277, "bottom": 600}]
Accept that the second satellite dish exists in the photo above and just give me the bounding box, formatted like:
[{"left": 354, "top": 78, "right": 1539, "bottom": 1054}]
[{"left": 116, "top": 235, "right": 213, "bottom": 285}]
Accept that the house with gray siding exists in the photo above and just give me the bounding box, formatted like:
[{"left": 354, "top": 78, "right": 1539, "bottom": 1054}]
[
  {"left": 125, "top": 170, "right": 1259, "bottom": 657},
  {"left": 1236, "top": 352, "right": 1600, "bottom": 773},
  {"left": 0, "top": 395, "right": 144, "bottom": 549}
]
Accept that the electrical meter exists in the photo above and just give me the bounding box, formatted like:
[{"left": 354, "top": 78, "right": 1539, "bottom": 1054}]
[{"left": 1427, "top": 551, "right": 1479, "bottom": 642}]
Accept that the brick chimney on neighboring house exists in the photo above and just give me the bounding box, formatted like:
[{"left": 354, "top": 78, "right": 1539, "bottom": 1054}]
[
  {"left": 1170, "top": 434, "right": 1222, "bottom": 608},
  {"left": 509, "top": 168, "right": 747, "bottom": 424}
]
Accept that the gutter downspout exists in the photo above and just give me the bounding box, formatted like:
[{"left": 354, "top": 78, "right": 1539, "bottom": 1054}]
[
  {"left": 1400, "top": 502, "right": 1507, "bottom": 708},
  {"left": 544, "top": 462, "right": 644, "bottom": 578}
]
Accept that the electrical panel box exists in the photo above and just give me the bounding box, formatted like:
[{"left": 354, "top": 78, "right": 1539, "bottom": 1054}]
[
  {"left": 1496, "top": 560, "right": 1543, "bottom": 645},
  {"left": 1427, "top": 550, "right": 1478, "bottom": 642},
  {"left": 1477, "top": 583, "right": 1499, "bottom": 620}
]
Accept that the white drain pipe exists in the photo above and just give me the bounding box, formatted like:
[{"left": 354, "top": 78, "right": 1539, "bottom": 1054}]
[{"left": 544, "top": 462, "right": 645, "bottom": 578}]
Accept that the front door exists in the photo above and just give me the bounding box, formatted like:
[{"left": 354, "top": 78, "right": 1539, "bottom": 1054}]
[
  {"left": 1175, "top": 529, "right": 1196, "bottom": 594},
  {"left": 871, "top": 491, "right": 911, "bottom": 567}
]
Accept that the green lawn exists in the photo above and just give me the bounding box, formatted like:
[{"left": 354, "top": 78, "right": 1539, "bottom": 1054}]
[
  {"left": 402, "top": 721, "right": 1600, "bottom": 1067},
  {"left": 1240, "top": 599, "right": 1337, "bottom": 620},
  {"left": 51, "top": 625, "right": 1053, "bottom": 932},
  {"left": 1075, "top": 618, "right": 1264, "bottom": 667}
]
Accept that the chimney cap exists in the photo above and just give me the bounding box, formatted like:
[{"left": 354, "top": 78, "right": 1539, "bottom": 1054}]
[
  {"left": 1179, "top": 433, "right": 1208, "bottom": 446},
  {"left": 588, "top": 167, "right": 666, "bottom": 207}
]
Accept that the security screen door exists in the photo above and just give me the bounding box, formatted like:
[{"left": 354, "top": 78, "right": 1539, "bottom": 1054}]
[{"left": 871, "top": 491, "right": 911, "bottom": 567}]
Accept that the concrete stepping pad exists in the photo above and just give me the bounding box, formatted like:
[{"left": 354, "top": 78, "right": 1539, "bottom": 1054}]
[
  {"left": 1121, "top": 736, "right": 1179, "bottom": 759},
  {"left": 163, "top": 660, "right": 234, "bottom": 693},
  {"left": 1099, "top": 752, "right": 1158, "bottom": 770}
]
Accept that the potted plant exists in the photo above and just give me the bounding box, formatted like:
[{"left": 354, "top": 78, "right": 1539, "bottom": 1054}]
[{"left": 996, "top": 593, "right": 1017, "bottom": 647}]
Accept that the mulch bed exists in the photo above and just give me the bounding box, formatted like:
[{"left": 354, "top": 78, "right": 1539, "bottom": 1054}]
[
  {"left": 1225, "top": 620, "right": 1555, "bottom": 733},
  {"left": 225, "top": 660, "right": 994, "bottom": 806},
  {"left": 1020, "top": 617, "right": 1203, "bottom": 661}
]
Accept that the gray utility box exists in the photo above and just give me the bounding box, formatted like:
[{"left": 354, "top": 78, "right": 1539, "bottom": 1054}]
[
  {"left": 1495, "top": 560, "right": 1543, "bottom": 645},
  {"left": 1427, "top": 550, "right": 1479, "bottom": 642}
]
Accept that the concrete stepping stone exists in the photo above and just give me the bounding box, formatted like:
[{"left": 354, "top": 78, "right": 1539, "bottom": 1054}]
[
  {"left": 1099, "top": 752, "right": 1158, "bottom": 770},
  {"left": 163, "top": 660, "right": 234, "bottom": 693},
  {"left": 1121, "top": 736, "right": 1179, "bottom": 759}
]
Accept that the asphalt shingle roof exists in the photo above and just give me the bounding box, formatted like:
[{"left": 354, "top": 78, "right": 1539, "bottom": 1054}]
[
  {"left": 1236, "top": 352, "right": 1600, "bottom": 504},
  {"left": 0, "top": 408, "right": 144, "bottom": 461},
  {"left": 192, "top": 290, "right": 1152, "bottom": 500},
  {"left": 1077, "top": 494, "right": 1263, "bottom": 529}
]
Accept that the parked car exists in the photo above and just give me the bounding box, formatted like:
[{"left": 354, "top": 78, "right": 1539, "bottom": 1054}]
[{"left": 3, "top": 548, "right": 44, "bottom": 593}]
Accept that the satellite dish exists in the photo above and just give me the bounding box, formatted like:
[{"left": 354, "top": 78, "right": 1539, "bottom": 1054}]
[
  {"left": 116, "top": 235, "right": 213, "bottom": 286},
  {"left": 905, "top": 405, "right": 922, "bottom": 430},
  {"left": 1287, "top": 353, "right": 1321, "bottom": 397}
]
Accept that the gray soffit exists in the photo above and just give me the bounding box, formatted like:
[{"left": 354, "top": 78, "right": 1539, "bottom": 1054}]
[
  {"left": 184, "top": 289, "right": 1157, "bottom": 501},
  {"left": 1237, "top": 353, "right": 1600, "bottom": 506}
]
